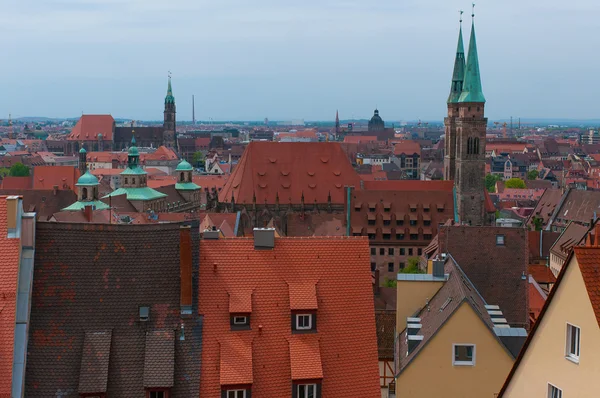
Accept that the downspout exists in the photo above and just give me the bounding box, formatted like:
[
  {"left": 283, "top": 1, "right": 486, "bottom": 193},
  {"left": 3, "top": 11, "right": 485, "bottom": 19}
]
[{"left": 346, "top": 186, "right": 353, "bottom": 236}]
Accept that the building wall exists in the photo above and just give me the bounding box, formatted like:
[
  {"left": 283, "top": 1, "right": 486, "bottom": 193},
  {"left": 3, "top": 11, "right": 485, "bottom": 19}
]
[
  {"left": 396, "top": 302, "right": 514, "bottom": 398},
  {"left": 502, "top": 256, "right": 600, "bottom": 397},
  {"left": 395, "top": 280, "right": 444, "bottom": 333}
]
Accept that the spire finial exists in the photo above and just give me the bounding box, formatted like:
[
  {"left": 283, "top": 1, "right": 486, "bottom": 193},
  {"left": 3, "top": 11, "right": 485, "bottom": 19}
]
[
  {"left": 472, "top": 3, "right": 475, "bottom": 19},
  {"left": 459, "top": 9, "right": 463, "bottom": 24}
]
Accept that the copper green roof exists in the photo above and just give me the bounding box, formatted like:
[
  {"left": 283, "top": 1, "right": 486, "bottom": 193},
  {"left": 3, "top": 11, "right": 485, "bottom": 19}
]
[
  {"left": 120, "top": 166, "right": 147, "bottom": 176},
  {"left": 76, "top": 171, "right": 99, "bottom": 186},
  {"left": 165, "top": 77, "right": 175, "bottom": 104},
  {"left": 79, "top": 147, "right": 87, "bottom": 154},
  {"left": 176, "top": 160, "right": 193, "bottom": 171},
  {"left": 102, "top": 187, "right": 167, "bottom": 201},
  {"left": 447, "top": 25, "right": 466, "bottom": 104},
  {"left": 459, "top": 21, "right": 486, "bottom": 103},
  {"left": 62, "top": 200, "right": 110, "bottom": 211},
  {"left": 128, "top": 145, "right": 139, "bottom": 157},
  {"left": 175, "top": 182, "right": 201, "bottom": 191}
]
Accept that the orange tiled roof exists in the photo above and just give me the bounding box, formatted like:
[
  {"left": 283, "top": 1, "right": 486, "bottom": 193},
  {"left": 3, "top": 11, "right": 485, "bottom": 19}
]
[
  {"left": 288, "top": 282, "right": 318, "bottom": 310},
  {"left": 199, "top": 237, "right": 380, "bottom": 397},
  {"left": 220, "top": 335, "right": 254, "bottom": 385},
  {"left": 0, "top": 197, "right": 21, "bottom": 395},
  {"left": 67, "top": 115, "right": 115, "bottom": 141},
  {"left": 0, "top": 176, "right": 32, "bottom": 189},
  {"left": 393, "top": 140, "right": 421, "bottom": 156},
  {"left": 528, "top": 264, "right": 556, "bottom": 284},
  {"left": 573, "top": 246, "right": 600, "bottom": 327},
  {"left": 219, "top": 142, "right": 361, "bottom": 205},
  {"left": 343, "top": 135, "right": 378, "bottom": 144},
  {"left": 289, "top": 335, "right": 323, "bottom": 380},
  {"left": 32, "top": 166, "right": 80, "bottom": 192}
]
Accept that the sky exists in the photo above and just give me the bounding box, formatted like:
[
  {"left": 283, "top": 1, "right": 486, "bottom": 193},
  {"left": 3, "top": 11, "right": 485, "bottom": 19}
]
[{"left": 1, "top": 0, "right": 599, "bottom": 122}]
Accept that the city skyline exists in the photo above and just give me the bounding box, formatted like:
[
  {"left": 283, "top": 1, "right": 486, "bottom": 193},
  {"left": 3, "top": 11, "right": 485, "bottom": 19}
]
[{"left": 2, "top": 0, "right": 599, "bottom": 121}]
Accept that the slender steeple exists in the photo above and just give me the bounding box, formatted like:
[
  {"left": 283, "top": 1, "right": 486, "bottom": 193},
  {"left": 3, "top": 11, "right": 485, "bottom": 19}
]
[
  {"left": 165, "top": 75, "right": 175, "bottom": 104},
  {"left": 335, "top": 110, "right": 340, "bottom": 136},
  {"left": 447, "top": 12, "right": 466, "bottom": 104},
  {"left": 459, "top": 9, "right": 485, "bottom": 103},
  {"left": 163, "top": 72, "right": 177, "bottom": 148}
]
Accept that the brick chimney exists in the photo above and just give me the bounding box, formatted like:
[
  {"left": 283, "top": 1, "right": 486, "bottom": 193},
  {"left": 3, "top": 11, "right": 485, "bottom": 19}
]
[
  {"left": 180, "top": 226, "right": 193, "bottom": 315},
  {"left": 83, "top": 205, "right": 93, "bottom": 223}
]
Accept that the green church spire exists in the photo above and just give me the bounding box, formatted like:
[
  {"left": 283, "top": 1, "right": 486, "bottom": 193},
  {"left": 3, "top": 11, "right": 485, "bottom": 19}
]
[
  {"left": 447, "top": 18, "right": 466, "bottom": 104},
  {"left": 165, "top": 74, "right": 175, "bottom": 105},
  {"left": 459, "top": 16, "right": 485, "bottom": 103}
]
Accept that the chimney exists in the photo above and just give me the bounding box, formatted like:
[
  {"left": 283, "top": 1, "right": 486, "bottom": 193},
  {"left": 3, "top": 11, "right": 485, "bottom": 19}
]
[
  {"left": 203, "top": 229, "right": 220, "bottom": 239},
  {"left": 83, "top": 205, "right": 93, "bottom": 223},
  {"left": 5, "top": 196, "right": 19, "bottom": 232},
  {"left": 432, "top": 259, "right": 445, "bottom": 278},
  {"left": 180, "top": 226, "right": 193, "bottom": 315},
  {"left": 253, "top": 228, "right": 275, "bottom": 249},
  {"left": 374, "top": 269, "right": 381, "bottom": 296},
  {"left": 53, "top": 185, "right": 59, "bottom": 196}
]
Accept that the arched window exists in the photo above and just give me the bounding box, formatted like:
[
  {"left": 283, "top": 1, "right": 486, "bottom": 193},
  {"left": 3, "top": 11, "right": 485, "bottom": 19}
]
[
  {"left": 82, "top": 187, "right": 88, "bottom": 200},
  {"left": 467, "top": 137, "right": 472, "bottom": 155},
  {"left": 474, "top": 138, "right": 480, "bottom": 155},
  {"left": 180, "top": 172, "right": 185, "bottom": 182},
  {"left": 125, "top": 178, "right": 128, "bottom": 185},
  {"left": 132, "top": 178, "right": 136, "bottom": 185}
]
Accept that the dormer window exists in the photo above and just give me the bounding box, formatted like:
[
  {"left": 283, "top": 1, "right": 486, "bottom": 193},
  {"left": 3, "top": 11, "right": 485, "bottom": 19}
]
[
  {"left": 296, "top": 314, "right": 312, "bottom": 330},
  {"left": 226, "top": 389, "right": 248, "bottom": 398}
]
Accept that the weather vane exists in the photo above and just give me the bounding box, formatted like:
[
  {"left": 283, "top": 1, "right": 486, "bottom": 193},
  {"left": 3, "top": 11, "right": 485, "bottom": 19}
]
[
  {"left": 168, "top": 70, "right": 172, "bottom": 79},
  {"left": 472, "top": 3, "right": 475, "bottom": 18},
  {"left": 459, "top": 9, "right": 463, "bottom": 24}
]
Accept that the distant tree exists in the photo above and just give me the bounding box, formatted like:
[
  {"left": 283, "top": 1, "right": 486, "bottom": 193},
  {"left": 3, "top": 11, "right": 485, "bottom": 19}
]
[
  {"left": 9, "top": 162, "right": 30, "bottom": 177},
  {"left": 527, "top": 170, "right": 539, "bottom": 180},
  {"left": 485, "top": 174, "right": 502, "bottom": 193},
  {"left": 192, "top": 151, "right": 205, "bottom": 167},
  {"left": 505, "top": 178, "right": 526, "bottom": 189},
  {"left": 532, "top": 216, "right": 543, "bottom": 231},
  {"left": 383, "top": 277, "right": 397, "bottom": 288},
  {"left": 0, "top": 167, "right": 10, "bottom": 177},
  {"left": 400, "top": 257, "right": 424, "bottom": 274}
]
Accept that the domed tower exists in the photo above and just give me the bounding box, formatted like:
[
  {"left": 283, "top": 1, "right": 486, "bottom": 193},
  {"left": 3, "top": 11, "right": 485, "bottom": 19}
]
[
  {"left": 62, "top": 169, "right": 110, "bottom": 211},
  {"left": 78, "top": 146, "right": 87, "bottom": 176},
  {"left": 175, "top": 159, "right": 201, "bottom": 204},
  {"left": 163, "top": 76, "right": 176, "bottom": 148},
  {"left": 368, "top": 109, "right": 385, "bottom": 132}
]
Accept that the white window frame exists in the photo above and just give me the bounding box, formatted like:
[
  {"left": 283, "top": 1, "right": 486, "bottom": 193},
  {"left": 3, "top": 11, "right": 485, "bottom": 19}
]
[
  {"left": 233, "top": 316, "right": 248, "bottom": 325},
  {"left": 496, "top": 235, "right": 505, "bottom": 246},
  {"left": 452, "top": 344, "right": 476, "bottom": 366},
  {"left": 547, "top": 383, "right": 562, "bottom": 398},
  {"left": 566, "top": 322, "right": 580, "bottom": 363},
  {"left": 296, "top": 314, "right": 312, "bottom": 330},
  {"left": 297, "top": 383, "right": 317, "bottom": 398},
  {"left": 227, "top": 390, "right": 246, "bottom": 398}
]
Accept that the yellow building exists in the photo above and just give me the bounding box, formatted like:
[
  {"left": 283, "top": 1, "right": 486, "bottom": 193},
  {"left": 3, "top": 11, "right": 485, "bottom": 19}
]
[
  {"left": 395, "top": 257, "right": 525, "bottom": 398},
  {"left": 499, "top": 240, "right": 600, "bottom": 397}
]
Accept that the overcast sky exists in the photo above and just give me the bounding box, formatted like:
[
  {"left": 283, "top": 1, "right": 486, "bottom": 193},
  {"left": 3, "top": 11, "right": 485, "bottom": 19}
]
[{"left": 1, "top": 0, "right": 598, "bottom": 122}]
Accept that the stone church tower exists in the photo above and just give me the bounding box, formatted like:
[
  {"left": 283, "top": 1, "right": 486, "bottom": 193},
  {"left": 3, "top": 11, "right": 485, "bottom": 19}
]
[
  {"left": 444, "top": 16, "right": 487, "bottom": 226},
  {"left": 163, "top": 76, "right": 176, "bottom": 148}
]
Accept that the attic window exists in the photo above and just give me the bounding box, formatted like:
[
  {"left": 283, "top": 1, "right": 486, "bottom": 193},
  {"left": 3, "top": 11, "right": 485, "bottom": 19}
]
[
  {"left": 453, "top": 344, "right": 476, "bottom": 366},
  {"left": 496, "top": 235, "right": 505, "bottom": 246},
  {"left": 139, "top": 306, "right": 150, "bottom": 322}
]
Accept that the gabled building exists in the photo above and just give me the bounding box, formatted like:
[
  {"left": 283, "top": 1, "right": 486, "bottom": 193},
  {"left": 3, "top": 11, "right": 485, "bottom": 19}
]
[
  {"left": 498, "top": 227, "right": 600, "bottom": 397},
  {"left": 0, "top": 196, "right": 36, "bottom": 398},
  {"left": 199, "top": 230, "right": 380, "bottom": 397},
  {"left": 395, "top": 256, "right": 526, "bottom": 398},
  {"left": 26, "top": 221, "right": 201, "bottom": 397}
]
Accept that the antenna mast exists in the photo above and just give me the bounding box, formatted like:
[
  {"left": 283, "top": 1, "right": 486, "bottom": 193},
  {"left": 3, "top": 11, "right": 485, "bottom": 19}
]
[{"left": 192, "top": 95, "right": 196, "bottom": 125}]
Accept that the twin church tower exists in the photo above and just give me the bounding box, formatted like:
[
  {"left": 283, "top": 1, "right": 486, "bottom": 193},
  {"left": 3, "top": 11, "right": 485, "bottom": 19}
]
[{"left": 444, "top": 13, "right": 488, "bottom": 226}]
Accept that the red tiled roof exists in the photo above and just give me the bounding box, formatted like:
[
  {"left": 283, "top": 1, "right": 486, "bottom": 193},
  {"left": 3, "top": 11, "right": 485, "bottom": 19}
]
[
  {"left": 528, "top": 264, "right": 557, "bottom": 284},
  {"left": 67, "top": 115, "right": 115, "bottom": 141},
  {"left": 289, "top": 335, "right": 323, "bottom": 380},
  {"left": 288, "top": 282, "right": 318, "bottom": 310},
  {"left": 528, "top": 276, "right": 547, "bottom": 324},
  {"left": 0, "top": 197, "right": 21, "bottom": 395},
  {"left": 573, "top": 246, "right": 600, "bottom": 327},
  {"left": 0, "top": 176, "right": 32, "bottom": 189},
  {"left": 199, "top": 237, "right": 380, "bottom": 397},
  {"left": 362, "top": 180, "right": 453, "bottom": 191},
  {"left": 219, "top": 142, "right": 361, "bottom": 205},
  {"left": 195, "top": 137, "right": 211, "bottom": 148},
  {"left": 220, "top": 335, "right": 254, "bottom": 385},
  {"left": 393, "top": 140, "right": 421, "bottom": 156},
  {"left": 32, "top": 166, "right": 80, "bottom": 192},
  {"left": 229, "top": 289, "right": 253, "bottom": 313},
  {"left": 144, "top": 146, "right": 178, "bottom": 161},
  {"left": 343, "top": 135, "right": 378, "bottom": 144}
]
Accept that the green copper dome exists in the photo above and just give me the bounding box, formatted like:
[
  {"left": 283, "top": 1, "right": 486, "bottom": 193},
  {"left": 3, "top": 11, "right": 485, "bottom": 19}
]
[
  {"left": 79, "top": 147, "right": 87, "bottom": 154},
  {"left": 76, "top": 171, "right": 99, "bottom": 186},
  {"left": 128, "top": 145, "right": 139, "bottom": 156},
  {"left": 176, "top": 159, "right": 193, "bottom": 171}
]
